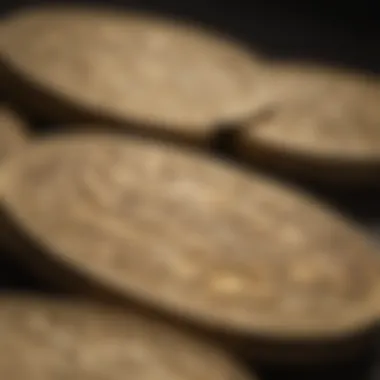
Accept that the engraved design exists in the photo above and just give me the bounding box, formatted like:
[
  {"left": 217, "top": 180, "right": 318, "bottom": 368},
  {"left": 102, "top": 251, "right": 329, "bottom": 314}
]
[
  {"left": 1, "top": 7, "right": 260, "bottom": 128},
  {"left": 5, "top": 136, "right": 380, "bottom": 332}
]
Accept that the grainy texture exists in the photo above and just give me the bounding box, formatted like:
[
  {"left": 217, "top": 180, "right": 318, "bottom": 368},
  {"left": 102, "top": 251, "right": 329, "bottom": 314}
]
[
  {"left": 0, "top": 133, "right": 379, "bottom": 363},
  {"left": 0, "top": 0, "right": 379, "bottom": 377},
  {"left": 0, "top": 5, "right": 262, "bottom": 143},
  {"left": 0, "top": 105, "right": 28, "bottom": 162},
  {"left": 0, "top": 295, "right": 254, "bottom": 380},
  {"left": 236, "top": 62, "right": 380, "bottom": 183}
]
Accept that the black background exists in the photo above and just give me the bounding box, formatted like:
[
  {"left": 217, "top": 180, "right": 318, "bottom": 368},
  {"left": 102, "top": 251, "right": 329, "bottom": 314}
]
[{"left": 0, "top": 1, "right": 379, "bottom": 379}]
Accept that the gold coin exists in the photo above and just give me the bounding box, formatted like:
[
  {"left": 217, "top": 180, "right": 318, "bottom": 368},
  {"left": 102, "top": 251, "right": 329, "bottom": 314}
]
[
  {"left": 236, "top": 62, "right": 380, "bottom": 184},
  {"left": 0, "top": 5, "right": 262, "bottom": 145},
  {"left": 0, "top": 132, "right": 379, "bottom": 363},
  {"left": 0, "top": 295, "right": 255, "bottom": 380}
]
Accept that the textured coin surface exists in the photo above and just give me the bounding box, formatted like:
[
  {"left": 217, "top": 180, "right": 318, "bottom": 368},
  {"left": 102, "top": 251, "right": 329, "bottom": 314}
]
[
  {"left": 0, "top": 295, "right": 255, "bottom": 380},
  {"left": 0, "top": 133, "right": 380, "bottom": 364},
  {"left": 0, "top": 105, "right": 28, "bottom": 162},
  {"left": 236, "top": 62, "right": 380, "bottom": 183},
  {"left": 0, "top": 5, "right": 261, "bottom": 143}
]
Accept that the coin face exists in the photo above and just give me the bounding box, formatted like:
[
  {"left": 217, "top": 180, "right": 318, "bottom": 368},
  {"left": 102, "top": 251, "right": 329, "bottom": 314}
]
[
  {"left": 1, "top": 134, "right": 380, "bottom": 341},
  {"left": 0, "top": 105, "right": 28, "bottom": 162},
  {"left": 236, "top": 63, "right": 380, "bottom": 181},
  {"left": 0, "top": 296, "right": 254, "bottom": 380},
  {"left": 0, "top": 5, "right": 261, "bottom": 141}
]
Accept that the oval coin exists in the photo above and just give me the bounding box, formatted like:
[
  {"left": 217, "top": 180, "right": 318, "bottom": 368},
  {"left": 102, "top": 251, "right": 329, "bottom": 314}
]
[
  {"left": 0, "top": 133, "right": 380, "bottom": 363},
  {"left": 0, "top": 5, "right": 262, "bottom": 145},
  {"left": 0, "top": 295, "right": 255, "bottom": 380},
  {"left": 236, "top": 62, "right": 380, "bottom": 183}
]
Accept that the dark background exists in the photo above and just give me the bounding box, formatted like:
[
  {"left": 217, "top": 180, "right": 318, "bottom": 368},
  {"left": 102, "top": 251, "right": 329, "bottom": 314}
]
[{"left": 0, "top": 1, "right": 379, "bottom": 379}]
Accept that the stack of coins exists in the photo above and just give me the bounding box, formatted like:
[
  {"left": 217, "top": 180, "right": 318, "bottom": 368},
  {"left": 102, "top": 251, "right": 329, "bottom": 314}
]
[{"left": 0, "top": 4, "right": 379, "bottom": 380}]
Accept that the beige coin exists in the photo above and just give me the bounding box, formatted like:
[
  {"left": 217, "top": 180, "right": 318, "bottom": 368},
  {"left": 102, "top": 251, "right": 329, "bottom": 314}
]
[
  {"left": 0, "top": 295, "right": 255, "bottom": 380},
  {"left": 0, "top": 133, "right": 379, "bottom": 364},
  {"left": 0, "top": 105, "right": 28, "bottom": 162},
  {"left": 0, "top": 5, "right": 262, "bottom": 145},
  {"left": 235, "top": 62, "right": 380, "bottom": 183}
]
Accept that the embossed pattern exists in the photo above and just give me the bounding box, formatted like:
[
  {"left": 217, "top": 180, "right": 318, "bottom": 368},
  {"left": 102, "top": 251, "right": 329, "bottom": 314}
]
[
  {"left": 0, "top": 6, "right": 261, "bottom": 130},
  {"left": 2, "top": 134, "right": 380, "bottom": 338}
]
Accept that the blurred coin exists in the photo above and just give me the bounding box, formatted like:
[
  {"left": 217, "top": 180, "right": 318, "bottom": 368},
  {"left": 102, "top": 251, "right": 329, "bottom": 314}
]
[
  {"left": 0, "top": 295, "right": 255, "bottom": 380},
  {"left": 235, "top": 62, "right": 380, "bottom": 184},
  {"left": 0, "top": 5, "right": 262, "bottom": 145},
  {"left": 0, "top": 132, "right": 379, "bottom": 364}
]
